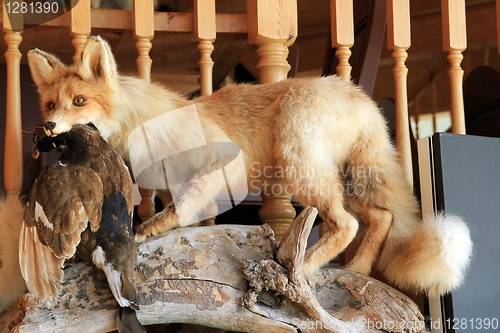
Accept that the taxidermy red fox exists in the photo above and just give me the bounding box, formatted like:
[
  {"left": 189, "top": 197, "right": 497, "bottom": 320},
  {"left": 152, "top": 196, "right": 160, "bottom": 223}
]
[{"left": 26, "top": 36, "right": 472, "bottom": 296}]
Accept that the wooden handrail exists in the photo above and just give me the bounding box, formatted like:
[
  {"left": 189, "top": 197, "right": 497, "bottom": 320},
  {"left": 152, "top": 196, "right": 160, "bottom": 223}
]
[{"left": 0, "top": 9, "right": 247, "bottom": 33}]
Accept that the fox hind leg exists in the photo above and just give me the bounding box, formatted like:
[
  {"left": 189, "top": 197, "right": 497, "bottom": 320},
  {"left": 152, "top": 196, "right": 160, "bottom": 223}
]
[
  {"left": 302, "top": 200, "right": 359, "bottom": 277},
  {"left": 287, "top": 171, "right": 359, "bottom": 277},
  {"left": 343, "top": 199, "right": 393, "bottom": 275}
]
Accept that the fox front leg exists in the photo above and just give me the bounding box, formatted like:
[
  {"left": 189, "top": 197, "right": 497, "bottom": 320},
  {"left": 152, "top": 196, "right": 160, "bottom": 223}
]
[
  {"left": 134, "top": 202, "right": 178, "bottom": 242},
  {"left": 134, "top": 163, "right": 226, "bottom": 243}
]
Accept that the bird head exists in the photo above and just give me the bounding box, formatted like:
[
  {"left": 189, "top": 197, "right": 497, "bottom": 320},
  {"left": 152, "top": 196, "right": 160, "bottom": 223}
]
[{"left": 32, "top": 122, "right": 103, "bottom": 159}]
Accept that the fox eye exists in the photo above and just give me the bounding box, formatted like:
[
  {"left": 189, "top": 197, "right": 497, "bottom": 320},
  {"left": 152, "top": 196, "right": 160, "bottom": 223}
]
[
  {"left": 73, "top": 96, "right": 86, "bottom": 107},
  {"left": 48, "top": 102, "right": 55, "bottom": 111}
]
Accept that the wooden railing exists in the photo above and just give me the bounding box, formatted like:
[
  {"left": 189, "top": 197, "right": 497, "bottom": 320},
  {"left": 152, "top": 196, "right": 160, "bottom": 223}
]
[
  {"left": 2, "top": 0, "right": 473, "bottom": 243},
  {"left": 330, "top": 0, "right": 466, "bottom": 182}
]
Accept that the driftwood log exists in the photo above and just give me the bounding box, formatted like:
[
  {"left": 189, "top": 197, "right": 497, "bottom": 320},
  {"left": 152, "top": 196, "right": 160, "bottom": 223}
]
[{"left": 1, "top": 207, "right": 424, "bottom": 333}]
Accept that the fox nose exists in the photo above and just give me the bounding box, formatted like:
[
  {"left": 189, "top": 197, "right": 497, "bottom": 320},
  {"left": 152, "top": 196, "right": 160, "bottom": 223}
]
[{"left": 44, "top": 121, "right": 56, "bottom": 131}]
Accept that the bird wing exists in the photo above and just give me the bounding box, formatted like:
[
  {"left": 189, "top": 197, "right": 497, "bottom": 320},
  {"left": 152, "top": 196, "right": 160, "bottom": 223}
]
[
  {"left": 19, "top": 161, "right": 104, "bottom": 302},
  {"left": 92, "top": 189, "right": 138, "bottom": 307},
  {"left": 115, "top": 152, "right": 134, "bottom": 221},
  {"left": 96, "top": 140, "right": 134, "bottom": 223}
]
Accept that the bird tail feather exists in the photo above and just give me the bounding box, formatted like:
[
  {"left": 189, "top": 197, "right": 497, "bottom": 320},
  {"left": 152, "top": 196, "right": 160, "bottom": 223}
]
[
  {"left": 116, "top": 307, "right": 146, "bottom": 333},
  {"left": 19, "top": 219, "right": 64, "bottom": 305}
]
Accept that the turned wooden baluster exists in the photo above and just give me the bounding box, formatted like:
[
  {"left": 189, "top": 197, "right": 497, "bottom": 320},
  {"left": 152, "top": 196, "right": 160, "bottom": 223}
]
[
  {"left": 134, "top": 0, "right": 156, "bottom": 222},
  {"left": 387, "top": 0, "right": 412, "bottom": 185},
  {"left": 194, "top": 0, "right": 218, "bottom": 226},
  {"left": 413, "top": 97, "right": 420, "bottom": 140},
  {"left": 248, "top": 0, "right": 298, "bottom": 242},
  {"left": 3, "top": 3, "right": 23, "bottom": 200},
  {"left": 497, "top": 0, "right": 500, "bottom": 54},
  {"left": 70, "top": 0, "right": 90, "bottom": 65},
  {"left": 194, "top": 0, "right": 215, "bottom": 96},
  {"left": 331, "top": 0, "right": 354, "bottom": 80},
  {"left": 442, "top": 0, "right": 467, "bottom": 135},
  {"left": 430, "top": 80, "right": 438, "bottom": 133}
]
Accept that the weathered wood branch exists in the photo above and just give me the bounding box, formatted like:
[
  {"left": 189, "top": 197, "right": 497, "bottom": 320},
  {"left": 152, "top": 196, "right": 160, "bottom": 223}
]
[
  {"left": 242, "top": 207, "right": 368, "bottom": 333},
  {"left": 2, "top": 208, "right": 424, "bottom": 333}
]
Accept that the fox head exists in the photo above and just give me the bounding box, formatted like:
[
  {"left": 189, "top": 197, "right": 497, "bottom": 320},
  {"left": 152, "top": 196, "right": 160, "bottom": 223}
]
[{"left": 28, "top": 36, "right": 120, "bottom": 139}]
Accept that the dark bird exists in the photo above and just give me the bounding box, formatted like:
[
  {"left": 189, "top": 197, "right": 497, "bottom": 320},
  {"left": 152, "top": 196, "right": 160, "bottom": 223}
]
[{"left": 20, "top": 122, "right": 146, "bottom": 333}]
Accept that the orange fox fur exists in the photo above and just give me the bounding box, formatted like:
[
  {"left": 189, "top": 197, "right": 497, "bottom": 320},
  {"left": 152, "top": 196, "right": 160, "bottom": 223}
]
[
  {"left": 26, "top": 36, "right": 472, "bottom": 296},
  {"left": 0, "top": 195, "right": 26, "bottom": 313}
]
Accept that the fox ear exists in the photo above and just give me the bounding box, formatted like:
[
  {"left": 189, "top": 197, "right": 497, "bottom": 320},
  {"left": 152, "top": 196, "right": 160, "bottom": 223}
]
[
  {"left": 78, "top": 36, "right": 117, "bottom": 88},
  {"left": 27, "top": 49, "right": 65, "bottom": 87}
]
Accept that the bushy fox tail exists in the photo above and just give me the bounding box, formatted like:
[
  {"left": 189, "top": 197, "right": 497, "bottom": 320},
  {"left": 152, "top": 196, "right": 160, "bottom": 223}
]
[
  {"left": 347, "top": 119, "right": 473, "bottom": 296},
  {"left": 0, "top": 195, "right": 27, "bottom": 313},
  {"left": 377, "top": 212, "right": 473, "bottom": 296}
]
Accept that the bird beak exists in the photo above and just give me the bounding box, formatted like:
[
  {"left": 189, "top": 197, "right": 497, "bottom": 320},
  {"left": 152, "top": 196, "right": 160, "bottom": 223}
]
[{"left": 44, "top": 121, "right": 56, "bottom": 137}]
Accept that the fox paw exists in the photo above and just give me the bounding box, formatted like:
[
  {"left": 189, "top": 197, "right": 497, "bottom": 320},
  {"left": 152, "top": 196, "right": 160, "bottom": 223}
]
[
  {"left": 134, "top": 230, "right": 148, "bottom": 243},
  {"left": 342, "top": 261, "right": 372, "bottom": 276},
  {"left": 133, "top": 210, "right": 179, "bottom": 243},
  {"left": 133, "top": 224, "right": 150, "bottom": 243},
  {"left": 133, "top": 217, "right": 162, "bottom": 243}
]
